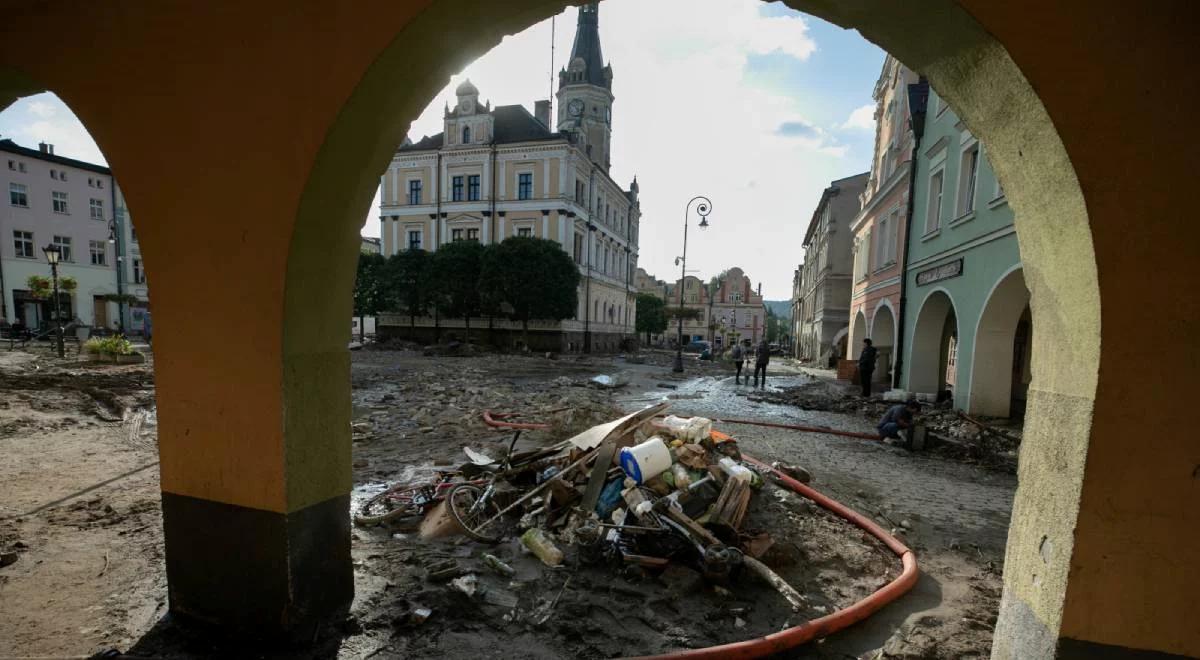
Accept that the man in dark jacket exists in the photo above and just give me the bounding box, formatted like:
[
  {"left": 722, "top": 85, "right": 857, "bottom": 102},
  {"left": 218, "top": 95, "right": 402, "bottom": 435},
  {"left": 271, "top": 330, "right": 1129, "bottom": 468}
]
[
  {"left": 753, "top": 340, "right": 770, "bottom": 388},
  {"left": 858, "top": 338, "right": 877, "bottom": 397},
  {"left": 878, "top": 399, "right": 921, "bottom": 447}
]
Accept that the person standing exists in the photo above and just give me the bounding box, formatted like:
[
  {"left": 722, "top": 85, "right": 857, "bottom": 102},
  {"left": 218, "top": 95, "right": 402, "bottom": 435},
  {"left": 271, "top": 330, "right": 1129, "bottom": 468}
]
[
  {"left": 753, "top": 339, "right": 770, "bottom": 388},
  {"left": 858, "top": 338, "right": 877, "bottom": 397},
  {"left": 731, "top": 342, "right": 745, "bottom": 384}
]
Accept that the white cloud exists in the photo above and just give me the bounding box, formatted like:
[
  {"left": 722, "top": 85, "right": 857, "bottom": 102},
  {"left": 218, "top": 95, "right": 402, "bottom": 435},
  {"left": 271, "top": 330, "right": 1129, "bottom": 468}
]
[
  {"left": 27, "top": 100, "right": 57, "bottom": 118},
  {"left": 0, "top": 93, "right": 106, "bottom": 165},
  {"left": 841, "top": 103, "right": 875, "bottom": 131}
]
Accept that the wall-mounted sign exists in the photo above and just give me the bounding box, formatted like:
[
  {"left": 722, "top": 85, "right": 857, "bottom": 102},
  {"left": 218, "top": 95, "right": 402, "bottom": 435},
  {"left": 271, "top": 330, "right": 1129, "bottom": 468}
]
[{"left": 916, "top": 258, "right": 963, "bottom": 286}]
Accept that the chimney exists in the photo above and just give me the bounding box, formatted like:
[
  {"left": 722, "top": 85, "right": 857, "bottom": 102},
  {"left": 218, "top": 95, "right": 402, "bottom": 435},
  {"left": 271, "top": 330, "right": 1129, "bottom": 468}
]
[
  {"left": 534, "top": 100, "right": 551, "bottom": 128},
  {"left": 38, "top": 142, "right": 54, "bottom": 154}
]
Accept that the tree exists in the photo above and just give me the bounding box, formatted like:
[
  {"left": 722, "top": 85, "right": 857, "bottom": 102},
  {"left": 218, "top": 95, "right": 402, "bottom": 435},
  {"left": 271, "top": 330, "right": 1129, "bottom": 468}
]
[
  {"left": 430, "top": 239, "right": 485, "bottom": 344},
  {"left": 635, "top": 293, "right": 667, "bottom": 346},
  {"left": 766, "top": 307, "right": 785, "bottom": 343},
  {"left": 383, "top": 249, "right": 432, "bottom": 334},
  {"left": 353, "top": 252, "right": 387, "bottom": 341},
  {"left": 705, "top": 271, "right": 728, "bottom": 344},
  {"left": 480, "top": 237, "right": 580, "bottom": 348}
]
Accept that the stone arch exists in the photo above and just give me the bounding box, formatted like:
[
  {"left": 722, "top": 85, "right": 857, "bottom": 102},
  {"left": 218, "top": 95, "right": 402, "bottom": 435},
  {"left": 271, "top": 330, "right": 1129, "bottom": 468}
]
[
  {"left": 968, "top": 266, "right": 1031, "bottom": 417},
  {"left": 908, "top": 288, "right": 959, "bottom": 396},
  {"left": 849, "top": 309, "right": 868, "bottom": 360},
  {"left": 870, "top": 298, "right": 897, "bottom": 383}
]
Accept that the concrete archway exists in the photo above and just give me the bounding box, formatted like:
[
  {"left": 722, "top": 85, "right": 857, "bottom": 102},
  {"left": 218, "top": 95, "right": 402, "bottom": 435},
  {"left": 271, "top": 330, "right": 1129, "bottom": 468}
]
[
  {"left": 909, "top": 289, "right": 958, "bottom": 397},
  {"left": 6, "top": 1, "right": 1200, "bottom": 658},
  {"left": 969, "top": 267, "right": 1031, "bottom": 417},
  {"left": 849, "top": 309, "right": 868, "bottom": 360},
  {"left": 871, "top": 300, "right": 896, "bottom": 384}
]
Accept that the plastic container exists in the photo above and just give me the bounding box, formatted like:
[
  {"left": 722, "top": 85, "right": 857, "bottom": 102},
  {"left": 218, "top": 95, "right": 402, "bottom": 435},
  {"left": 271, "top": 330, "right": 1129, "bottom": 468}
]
[
  {"left": 619, "top": 436, "right": 672, "bottom": 484},
  {"left": 670, "top": 463, "right": 693, "bottom": 490},
  {"left": 520, "top": 528, "right": 564, "bottom": 566},
  {"left": 662, "top": 415, "right": 713, "bottom": 442},
  {"left": 718, "top": 456, "right": 754, "bottom": 484}
]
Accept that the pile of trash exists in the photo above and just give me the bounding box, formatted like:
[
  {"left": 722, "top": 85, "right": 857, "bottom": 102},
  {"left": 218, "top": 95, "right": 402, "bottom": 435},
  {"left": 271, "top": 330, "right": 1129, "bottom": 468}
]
[{"left": 356, "top": 403, "right": 830, "bottom": 638}]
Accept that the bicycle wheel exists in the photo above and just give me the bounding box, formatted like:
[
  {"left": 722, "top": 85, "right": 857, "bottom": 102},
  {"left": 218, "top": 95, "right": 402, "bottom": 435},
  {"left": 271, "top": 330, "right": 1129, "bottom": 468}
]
[
  {"left": 446, "top": 483, "right": 504, "bottom": 543},
  {"left": 355, "top": 483, "right": 432, "bottom": 526}
]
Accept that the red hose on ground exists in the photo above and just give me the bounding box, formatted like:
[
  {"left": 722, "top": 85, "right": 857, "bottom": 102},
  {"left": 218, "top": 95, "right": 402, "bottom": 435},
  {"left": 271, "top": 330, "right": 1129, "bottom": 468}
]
[
  {"left": 482, "top": 410, "right": 549, "bottom": 430},
  {"left": 627, "top": 453, "right": 918, "bottom": 660}
]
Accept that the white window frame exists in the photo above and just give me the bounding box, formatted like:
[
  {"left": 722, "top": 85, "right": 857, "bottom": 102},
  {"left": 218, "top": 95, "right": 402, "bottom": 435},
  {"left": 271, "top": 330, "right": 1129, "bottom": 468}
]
[
  {"left": 90, "top": 198, "right": 105, "bottom": 221},
  {"left": 52, "top": 191, "right": 69, "bottom": 214},
  {"left": 875, "top": 217, "right": 889, "bottom": 271},
  {"left": 10, "top": 182, "right": 28, "bottom": 207},
  {"left": 516, "top": 225, "right": 533, "bottom": 238},
  {"left": 13, "top": 229, "right": 34, "bottom": 258},
  {"left": 52, "top": 235, "right": 73, "bottom": 262},
  {"left": 89, "top": 240, "right": 107, "bottom": 266},
  {"left": 926, "top": 167, "right": 945, "bottom": 235},
  {"left": 956, "top": 139, "right": 981, "bottom": 217}
]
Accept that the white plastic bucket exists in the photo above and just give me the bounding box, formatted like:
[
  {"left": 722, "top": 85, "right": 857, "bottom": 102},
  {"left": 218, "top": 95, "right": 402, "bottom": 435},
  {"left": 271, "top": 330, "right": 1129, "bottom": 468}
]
[{"left": 619, "top": 436, "right": 672, "bottom": 484}]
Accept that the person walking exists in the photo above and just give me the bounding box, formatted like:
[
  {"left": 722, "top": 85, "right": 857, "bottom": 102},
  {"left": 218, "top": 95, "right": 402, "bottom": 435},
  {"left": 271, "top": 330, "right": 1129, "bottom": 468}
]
[
  {"left": 753, "top": 339, "right": 770, "bottom": 388},
  {"left": 731, "top": 342, "right": 745, "bottom": 384},
  {"left": 858, "top": 338, "right": 877, "bottom": 397}
]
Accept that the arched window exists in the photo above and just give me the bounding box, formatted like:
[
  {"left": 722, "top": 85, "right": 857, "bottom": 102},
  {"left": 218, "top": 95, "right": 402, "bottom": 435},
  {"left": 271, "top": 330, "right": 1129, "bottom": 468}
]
[{"left": 462, "top": 126, "right": 471, "bottom": 144}]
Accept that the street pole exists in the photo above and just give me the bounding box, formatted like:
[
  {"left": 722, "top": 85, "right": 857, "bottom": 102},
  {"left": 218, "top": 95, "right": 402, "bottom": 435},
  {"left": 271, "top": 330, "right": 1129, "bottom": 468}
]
[
  {"left": 672, "top": 196, "right": 711, "bottom": 373},
  {"left": 47, "top": 256, "right": 65, "bottom": 358}
]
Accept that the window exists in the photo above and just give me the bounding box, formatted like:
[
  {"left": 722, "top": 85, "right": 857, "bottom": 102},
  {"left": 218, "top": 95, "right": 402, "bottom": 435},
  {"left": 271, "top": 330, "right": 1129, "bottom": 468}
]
[
  {"left": 13, "top": 230, "right": 34, "bottom": 258},
  {"left": 573, "top": 233, "right": 584, "bottom": 263},
  {"left": 517, "top": 227, "right": 532, "bottom": 238},
  {"left": 52, "top": 191, "right": 69, "bottom": 214},
  {"left": 731, "top": 292, "right": 743, "bottom": 303},
  {"left": 52, "top": 235, "right": 73, "bottom": 262},
  {"left": 60, "top": 171, "right": 67, "bottom": 182},
  {"left": 518, "top": 173, "right": 533, "bottom": 200},
  {"left": 408, "top": 230, "right": 421, "bottom": 250},
  {"left": 452, "top": 176, "right": 464, "bottom": 202},
  {"left": 451, "top": 228, "right": 464, "bottom": 241},
  {"left": 466, "top": 228, "right": 479, "bottom": 241},
  {"left": 88, "top": 177, "right": 94, "bottom": 187},
  {"left": 90, "top": 198, "right": 104, "bottom": 221},
  {"left": 958, "top": 144, "right": 980, "bottom": 215},
  {"left": 10, "top": 183, "right": 28, "bottom": 207},
  {"left": 89, "top": 240, "right": 107, "bottom": 265},
  {"left": 18, "top": 162, "right": 26, "bottom": 173},
  {"left": 133, "top": 258, "right": 146, "bottom": 284},
  {"left": 888, "top": 209, "right": 900, "bottom": 263},
  {"left": 468, "top": 175, "right": 480, "bottom": 201},
  {"left": 50, "top": 169, "right": 58, "bottom": 180},
  {"left": 926, "top": 170, "right": 944, "bottom": 233},
  {"left": 407, "top": 180, "right": 422, "bottom": 205},
  {"left": 462, "top": 126, "right": 471, "bottom": 144},
  {"left": 876, "top": 217, "right": 889, "bottom": 269},
  {"left": 97, "top": 179, "right": 103, "bottom": 189}
]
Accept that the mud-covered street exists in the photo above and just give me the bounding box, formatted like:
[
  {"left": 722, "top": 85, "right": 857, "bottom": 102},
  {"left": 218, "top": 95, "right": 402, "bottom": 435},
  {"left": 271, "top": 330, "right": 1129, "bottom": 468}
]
[{"left": 0, "top": 347, "right": 1013, "bottom": 659}]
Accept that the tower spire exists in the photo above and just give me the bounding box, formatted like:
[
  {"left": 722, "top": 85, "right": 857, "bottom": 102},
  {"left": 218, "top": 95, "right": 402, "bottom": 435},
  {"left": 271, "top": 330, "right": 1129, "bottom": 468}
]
[{"left": 562, "top": 2, "right": 608, "bottom": 89}]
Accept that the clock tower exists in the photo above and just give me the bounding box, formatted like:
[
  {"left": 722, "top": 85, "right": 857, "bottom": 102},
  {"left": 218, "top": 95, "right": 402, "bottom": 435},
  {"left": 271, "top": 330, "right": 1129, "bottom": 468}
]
[{"left": 556, "top": 2, "right": 614, "bottom": 172}]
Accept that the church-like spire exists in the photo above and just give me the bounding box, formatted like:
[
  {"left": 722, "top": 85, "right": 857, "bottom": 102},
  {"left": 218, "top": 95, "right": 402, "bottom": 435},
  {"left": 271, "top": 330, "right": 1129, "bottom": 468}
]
[{"left": 562, "top": 3, "right": 609, "bottom": 89}]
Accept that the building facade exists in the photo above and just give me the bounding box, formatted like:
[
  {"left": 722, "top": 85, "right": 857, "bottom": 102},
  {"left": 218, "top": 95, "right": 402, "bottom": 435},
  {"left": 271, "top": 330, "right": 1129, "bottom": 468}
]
[
  {"left": 377, "top": 3, "right": 640, "bottom": 352},
  {"left": 1, "top": 139, "right": 146, "bottom": 334},
  {"left": 794, "top": 172, "right": 869, "bottom": 365},
  {"left": 847, "top": 56, "right": 922, "bottom": 387},
  {"left": 652, "top": 266, "right": 766, "bottom": 348},
  {"left": 899, "top": 87, "right": 1028, "bottom": 417}
]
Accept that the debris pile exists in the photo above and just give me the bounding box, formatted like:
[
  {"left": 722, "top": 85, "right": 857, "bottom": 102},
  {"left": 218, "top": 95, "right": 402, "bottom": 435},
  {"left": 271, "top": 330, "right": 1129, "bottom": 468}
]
[{"left": 351, "top": 403, "right": 905, "bottom": 657}]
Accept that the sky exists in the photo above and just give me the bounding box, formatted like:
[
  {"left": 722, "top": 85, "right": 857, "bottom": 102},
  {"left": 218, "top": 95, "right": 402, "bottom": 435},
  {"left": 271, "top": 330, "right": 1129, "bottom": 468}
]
[{"left": 0, "top": 0, "right": 886, "bottom": 300}]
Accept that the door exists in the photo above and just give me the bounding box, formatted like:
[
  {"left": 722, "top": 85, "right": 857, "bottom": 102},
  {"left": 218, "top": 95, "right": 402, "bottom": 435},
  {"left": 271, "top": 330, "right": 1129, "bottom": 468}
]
[{"left": 93, "top": 296, "right": 108, "bottom": 329}]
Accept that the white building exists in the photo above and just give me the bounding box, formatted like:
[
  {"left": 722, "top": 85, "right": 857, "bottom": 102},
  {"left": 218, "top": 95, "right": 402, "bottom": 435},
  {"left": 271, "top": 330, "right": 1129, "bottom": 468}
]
[
  {"left": 1, "top": 138, "right": 147, "bottom": 334},
  {"left": 377, "top": 2, "right": 640, "bottom": 352}
]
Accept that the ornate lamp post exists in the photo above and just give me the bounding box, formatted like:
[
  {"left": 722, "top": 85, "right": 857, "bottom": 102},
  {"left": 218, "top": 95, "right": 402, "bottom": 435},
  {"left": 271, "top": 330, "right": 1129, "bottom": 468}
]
[
  {"left": 108, "top": 219, "right": 126, "bottom": 334},
  {"left": 672, "top": 196, "right": 712, "bottom": 373},
  {"left": 42, "top": 244, "right": 65, "bottom": 358}
]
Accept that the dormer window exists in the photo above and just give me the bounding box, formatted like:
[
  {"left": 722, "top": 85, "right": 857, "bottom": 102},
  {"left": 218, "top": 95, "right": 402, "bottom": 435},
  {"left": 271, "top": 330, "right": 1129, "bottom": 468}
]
[{"left": 462, "top": 126, "right": 471, "bottom": 144}]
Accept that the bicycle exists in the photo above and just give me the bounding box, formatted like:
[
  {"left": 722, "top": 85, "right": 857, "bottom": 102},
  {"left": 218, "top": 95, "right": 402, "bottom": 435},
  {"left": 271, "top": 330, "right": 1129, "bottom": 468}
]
[{"left": 355, "top": 471, "right": 480, "bottom": 526}]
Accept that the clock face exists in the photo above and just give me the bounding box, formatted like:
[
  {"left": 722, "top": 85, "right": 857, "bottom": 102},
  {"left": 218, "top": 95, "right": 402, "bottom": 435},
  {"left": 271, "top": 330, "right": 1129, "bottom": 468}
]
[
  {"left": 459, "top": 99, "right": 473, "bottom": 112},
  {"left": 568, "top": 99, "right": 584, "bottom": 117}
]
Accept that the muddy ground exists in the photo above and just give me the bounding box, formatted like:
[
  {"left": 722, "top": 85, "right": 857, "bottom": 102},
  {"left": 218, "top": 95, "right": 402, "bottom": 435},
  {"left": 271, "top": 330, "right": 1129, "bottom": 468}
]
[{"left": 0, "top": 346, "right": 1013, "bottom": 659}]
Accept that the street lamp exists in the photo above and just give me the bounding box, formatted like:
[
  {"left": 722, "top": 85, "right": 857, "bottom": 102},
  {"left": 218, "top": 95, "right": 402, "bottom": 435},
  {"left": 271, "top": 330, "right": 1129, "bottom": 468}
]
[
  {"left": 673, "top": 196, "right": 712, "bottom": 373},
  {"left": 107, "top": 219, "right": 126, "bottom": 334},
  {"left": 42, "top": 244, "right": 65, "bottom": 358}
]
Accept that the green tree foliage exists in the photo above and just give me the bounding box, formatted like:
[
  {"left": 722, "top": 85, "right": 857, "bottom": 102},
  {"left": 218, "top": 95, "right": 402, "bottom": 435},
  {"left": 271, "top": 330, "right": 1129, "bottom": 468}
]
[
  {"left": 480, "top": 237, "right": 580, "bottom": 348},
  {"left": 353, "top": 252, "right": 387, "bottom": 341},
  {"left": 384, "top": 249, "right": 432, "bottom": 332},
  {"left": 430, "top": 239, "right": 485, "bottom": 343},
  {"left": 765, "top": 307, "right": 786, "bottom": 343},
  {"left": 635, "top": 293, "right": 667, "bottom": 345}
]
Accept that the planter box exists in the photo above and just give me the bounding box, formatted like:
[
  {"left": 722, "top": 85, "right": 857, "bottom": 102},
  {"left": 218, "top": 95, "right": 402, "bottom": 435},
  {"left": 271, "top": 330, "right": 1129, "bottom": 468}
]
[
  {"left": 87, "top": 351, "right": 105, "bottom": 362},
  {"left": 115, "top": 353, "right": 146, "bottom": 364}
]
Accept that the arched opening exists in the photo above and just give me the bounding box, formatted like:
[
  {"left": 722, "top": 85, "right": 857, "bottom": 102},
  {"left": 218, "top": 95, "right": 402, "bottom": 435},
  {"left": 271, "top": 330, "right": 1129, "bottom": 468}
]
[
  {"left": 909, "top": 289, "right": 958, "bottom": 398},
  {"left": 870, "top": 302, "right": 896, "bottom": 385},
  {"left": 969, "top": 267, "right": 1031, "bottom": 417},
  {"left": 849, "top": 309, "right": 867, "bottom": 360}
]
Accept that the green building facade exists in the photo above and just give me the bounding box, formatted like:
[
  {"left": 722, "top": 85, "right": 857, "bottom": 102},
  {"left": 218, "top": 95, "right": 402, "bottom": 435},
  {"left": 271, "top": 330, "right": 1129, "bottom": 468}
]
[{"left": 900, "top": 88, "right": 1031, "bottom": 417}]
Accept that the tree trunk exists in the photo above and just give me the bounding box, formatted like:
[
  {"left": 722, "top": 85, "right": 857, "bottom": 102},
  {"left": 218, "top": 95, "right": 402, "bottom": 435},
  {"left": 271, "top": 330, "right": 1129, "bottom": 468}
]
[
  {"left": 465, "top": 315, "right": 471, "bottom": 345},
  {"left": 522, "top": 319, "right": 529, "bottom": 352},
  {"left": 358, "top": 314, "right": 365, "bottom": 342}
]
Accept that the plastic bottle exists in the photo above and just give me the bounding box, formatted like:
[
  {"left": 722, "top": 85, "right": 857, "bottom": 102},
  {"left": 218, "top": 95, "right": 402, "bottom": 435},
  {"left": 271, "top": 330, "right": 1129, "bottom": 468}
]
[
  {"left": 520, "top": 528, "right": 564, "bottom": 566},
  {"left": 483, "top": 553, "right": 516, "bottom": 577},
  {"left": 670, "top": 463, "right": 693, "bottom": 490},
  {"left": 718, "top": 457, "right": 753, "bottom": 484}
]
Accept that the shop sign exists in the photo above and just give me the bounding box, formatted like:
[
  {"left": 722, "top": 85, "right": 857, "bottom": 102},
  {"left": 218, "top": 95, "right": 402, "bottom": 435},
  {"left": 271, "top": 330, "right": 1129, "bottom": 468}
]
[{"left": 916, "top": 258, "right": 963, "bottom": 286}]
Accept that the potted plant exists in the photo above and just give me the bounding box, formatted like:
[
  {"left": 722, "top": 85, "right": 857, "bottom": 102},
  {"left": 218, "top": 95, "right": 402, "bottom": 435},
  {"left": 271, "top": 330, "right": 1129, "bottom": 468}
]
[{"left": 83, "top": 334, "right": 145, "bottom": 364}]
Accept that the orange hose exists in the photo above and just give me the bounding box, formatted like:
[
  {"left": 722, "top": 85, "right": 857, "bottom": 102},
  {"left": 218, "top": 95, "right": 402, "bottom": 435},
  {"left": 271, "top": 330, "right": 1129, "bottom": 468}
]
[
  {"left": 482, "top": 410, "right": 549, "bottom": 430},
  {"left": 626, "top": 453, "right": 919, "bottom": 660}
]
